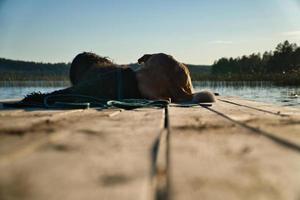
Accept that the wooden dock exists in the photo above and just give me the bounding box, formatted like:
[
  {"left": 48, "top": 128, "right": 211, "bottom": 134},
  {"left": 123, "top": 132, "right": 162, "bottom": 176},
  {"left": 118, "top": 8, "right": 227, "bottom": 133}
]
[{"left": 0, "top": 97, "right": 300, "bottom": 200}]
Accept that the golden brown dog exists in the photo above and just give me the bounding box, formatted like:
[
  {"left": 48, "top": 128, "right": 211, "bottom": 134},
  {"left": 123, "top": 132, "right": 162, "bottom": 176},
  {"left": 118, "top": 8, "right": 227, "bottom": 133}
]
[{"left": 136, "top": 53, "right": 215, "bottom": 103}]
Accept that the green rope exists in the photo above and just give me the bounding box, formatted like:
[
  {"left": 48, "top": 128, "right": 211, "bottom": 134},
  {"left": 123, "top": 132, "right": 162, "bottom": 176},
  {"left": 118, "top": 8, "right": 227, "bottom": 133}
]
[
  {"left": 107, "top": 99, "right": 169, "bottom": 109},
  {"left": 3, "top": 94, "right": 212, "bottom": 110},
  {"left": 43, "top": 94, "right": 170, "bottom": 110},
  {"left": 43, "top": 94, "right": 108, "bottom": 109}
]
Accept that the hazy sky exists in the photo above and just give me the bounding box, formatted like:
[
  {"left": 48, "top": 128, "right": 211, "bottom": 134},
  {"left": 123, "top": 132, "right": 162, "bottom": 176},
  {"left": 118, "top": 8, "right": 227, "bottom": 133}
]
[{"left": 0, "top": 0, "right": 300, "bottom": 64}]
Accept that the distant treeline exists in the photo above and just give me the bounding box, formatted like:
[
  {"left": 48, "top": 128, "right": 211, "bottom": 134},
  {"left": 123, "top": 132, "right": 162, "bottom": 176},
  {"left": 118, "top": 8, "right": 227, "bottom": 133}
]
[
  {"left": 210, "top": 40, "right": 300, "bottom": 85},
  {"left": 0, "top": 58, "right": 70, "bottom": 82},
  {"left": 0, "top": 57, "right": 210, "bottom": 83},
  {"left": 1, "top": 41, "right": 300, "bottom": 86}
]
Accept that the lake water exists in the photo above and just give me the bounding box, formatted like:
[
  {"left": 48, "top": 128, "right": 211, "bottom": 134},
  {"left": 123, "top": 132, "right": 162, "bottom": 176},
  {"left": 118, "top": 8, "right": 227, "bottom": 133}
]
[
  {"left": 0, "top": 81, "right": 299, "bottom": 107},
  {"left": 194, "top": 81, "right": 300, "bottom": 107}
]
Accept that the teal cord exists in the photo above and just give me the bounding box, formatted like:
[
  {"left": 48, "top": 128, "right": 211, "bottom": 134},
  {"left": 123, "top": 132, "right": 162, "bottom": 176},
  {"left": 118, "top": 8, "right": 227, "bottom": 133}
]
[
  {"left": 107, "top": 99, "right": 170, "bottom": 109},
  {"left": 43, "top": 94, "right": 170, "bottom": 110},
  {"left": 43, "top": 94, "right": 108, "bottom": 109}
]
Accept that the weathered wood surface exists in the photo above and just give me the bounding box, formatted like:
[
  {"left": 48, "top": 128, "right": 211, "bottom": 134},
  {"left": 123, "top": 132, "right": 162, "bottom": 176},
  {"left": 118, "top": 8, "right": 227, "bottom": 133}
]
[
  {"left": 0, "top": 103, "right": 164, "bottom": 200},
  {"left": 1, "top": 97, "right": 300, "bottom": 200},
  {"left": 170, "top": 97, "right": 300, "bottom": 200}
]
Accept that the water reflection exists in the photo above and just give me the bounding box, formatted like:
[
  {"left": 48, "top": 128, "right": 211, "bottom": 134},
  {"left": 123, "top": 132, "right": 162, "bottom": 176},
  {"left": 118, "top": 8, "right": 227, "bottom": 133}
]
[
  {"left": 193, "top": 81, "right": 300, "bottom": 107},
  {"left": 0, "top": 81, "right": 299, "bottom": 107},
  {"left": 0, "top": 81, "right": 69, "bottom": 100},
  {"left": 0, "top": 86, "right": 65, "bottom": 100}
]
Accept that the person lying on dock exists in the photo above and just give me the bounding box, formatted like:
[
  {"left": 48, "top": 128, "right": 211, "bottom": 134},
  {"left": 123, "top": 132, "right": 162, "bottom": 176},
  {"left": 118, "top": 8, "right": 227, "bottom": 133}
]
[{"left": 19, "top": 52, "right": 216, "bottom": 107}]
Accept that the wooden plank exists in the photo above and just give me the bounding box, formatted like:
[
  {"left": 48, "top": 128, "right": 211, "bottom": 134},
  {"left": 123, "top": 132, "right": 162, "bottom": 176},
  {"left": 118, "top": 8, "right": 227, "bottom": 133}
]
[
  {"left": 169, "top": 105, "right": 300, "bottom": 200},
  {"left": 216, "top": 97, "right": 300, "bottom": 146},
  {"left": 0, "top": 107, "right": 113, "bottom": 164},
  {"left": 2, "top": 96, "right": 300, "bottom": 200},
  {"left": 0, "top": 107, "right": 164, "bottom": 200},
  {"left": 219, "top": 96, "right": 300, "bottom": 116}
]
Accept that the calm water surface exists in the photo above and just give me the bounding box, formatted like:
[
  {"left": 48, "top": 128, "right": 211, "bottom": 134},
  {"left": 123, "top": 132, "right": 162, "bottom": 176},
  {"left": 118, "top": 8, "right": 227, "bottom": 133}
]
[
  {"left": 0, "top": 86, "right": 65, "bottom": 100},
  {"left": 0, "top": 81, "right": 299, "bottom": 107},
  {"left": 194, "top": 81, "right": 300, "bottom": 107}
]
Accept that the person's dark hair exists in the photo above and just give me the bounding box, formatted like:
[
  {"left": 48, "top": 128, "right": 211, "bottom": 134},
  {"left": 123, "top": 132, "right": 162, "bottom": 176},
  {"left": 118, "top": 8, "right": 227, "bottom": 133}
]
[{"left": 70, "top": 52, "right": 113, "bottom": 85}]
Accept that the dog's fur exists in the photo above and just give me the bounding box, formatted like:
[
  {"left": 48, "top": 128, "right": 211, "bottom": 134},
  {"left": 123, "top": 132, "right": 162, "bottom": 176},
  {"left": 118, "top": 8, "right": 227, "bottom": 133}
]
[
  {"left": 136, "top": 53, "right": 192, "bottom": 102},
  {"left": 138, "top": 54, "right": 152, "bottom": 64},
  {"left": 136, "top": 53, "right": 216, "bottom": 103}
]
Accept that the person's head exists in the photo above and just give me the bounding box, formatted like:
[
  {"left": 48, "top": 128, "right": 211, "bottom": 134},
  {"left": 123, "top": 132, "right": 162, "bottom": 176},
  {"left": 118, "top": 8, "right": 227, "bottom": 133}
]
[{"left": 70, "top": 52, "right": 113, "bottom": 85}]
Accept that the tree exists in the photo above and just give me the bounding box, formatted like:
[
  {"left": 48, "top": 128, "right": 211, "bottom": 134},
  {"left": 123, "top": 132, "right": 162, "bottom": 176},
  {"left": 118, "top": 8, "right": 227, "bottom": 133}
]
[
  {"left": 211, "top": 40, "right": 300, "bottom": 75},
  {"left": 268, "top": 40, "right": 298, "bottom": 72},
  {"left": 293, "top": 47, "right": 300, "bottom": 70}
]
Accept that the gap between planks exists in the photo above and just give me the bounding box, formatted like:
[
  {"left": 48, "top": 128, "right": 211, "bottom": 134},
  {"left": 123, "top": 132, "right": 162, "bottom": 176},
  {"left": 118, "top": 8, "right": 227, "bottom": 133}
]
[{"left": 151, "top": 106, "right": 171, "bottom": 200}]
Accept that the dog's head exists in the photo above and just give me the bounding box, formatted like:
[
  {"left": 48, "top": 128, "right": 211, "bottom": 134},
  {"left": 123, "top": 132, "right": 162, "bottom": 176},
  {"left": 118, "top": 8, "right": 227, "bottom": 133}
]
[
  {"left": 136, "top": 53, "right": 194, "bottom": 102},
  {"left": 138, "top": 54, "right": 153, "bottom": 64}
]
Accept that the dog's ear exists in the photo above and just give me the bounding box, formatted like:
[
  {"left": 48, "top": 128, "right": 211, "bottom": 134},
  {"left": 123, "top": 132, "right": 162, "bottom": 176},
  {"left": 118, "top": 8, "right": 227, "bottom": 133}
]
[{"left": 138, "top": 54, "right": 152, "bottom": 64}]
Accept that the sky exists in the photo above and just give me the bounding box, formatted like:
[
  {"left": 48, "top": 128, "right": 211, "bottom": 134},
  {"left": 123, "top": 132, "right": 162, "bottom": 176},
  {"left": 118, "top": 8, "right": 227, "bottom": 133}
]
[{"left": 0, "top": 0, "right": 300, "bottom": 64}]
